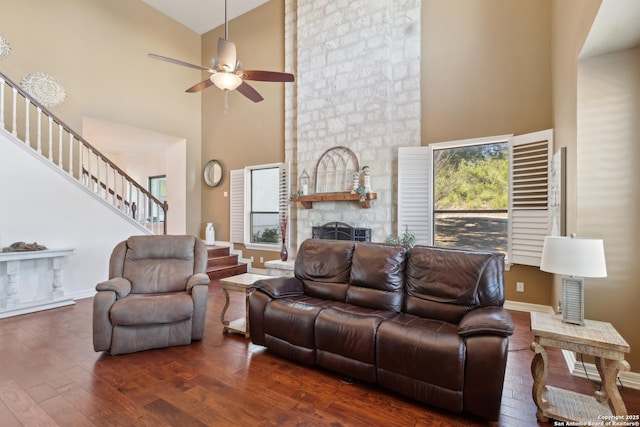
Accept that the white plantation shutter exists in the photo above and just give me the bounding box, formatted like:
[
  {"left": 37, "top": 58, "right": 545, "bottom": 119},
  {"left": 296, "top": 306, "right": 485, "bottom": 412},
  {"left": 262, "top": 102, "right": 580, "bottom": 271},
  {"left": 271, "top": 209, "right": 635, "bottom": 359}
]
[
  {"left": 230, "top": 168, "right": 245, "bottom": 244},
  {"left": 508, "top": 129, "right": 553, "bottom": 266},
  {"left": 278, "top": 162, "right": 291, "bottom": 244},
  {"left": 397, "top": 147, "right": 433, "bottom": 245}
]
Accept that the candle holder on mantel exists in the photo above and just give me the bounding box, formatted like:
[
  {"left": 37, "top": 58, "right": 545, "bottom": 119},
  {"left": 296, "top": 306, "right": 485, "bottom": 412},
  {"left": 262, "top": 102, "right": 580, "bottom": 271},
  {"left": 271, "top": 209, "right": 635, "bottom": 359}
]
[
  {"left": 362, "top": 166, "right": 372, "bottom": 193},
  {"left": 299, "top": 169, "right": 311, "bottom": 196}
]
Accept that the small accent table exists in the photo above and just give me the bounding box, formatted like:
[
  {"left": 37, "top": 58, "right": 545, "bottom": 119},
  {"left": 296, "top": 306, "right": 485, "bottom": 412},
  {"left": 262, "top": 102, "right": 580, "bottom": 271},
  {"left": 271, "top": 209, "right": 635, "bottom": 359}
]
[
  {"left": 530, "top": 311, "right": 630, "bottom": 423},
  {"left": 220, "top": 273, "right": 271, "bottom": 338}
]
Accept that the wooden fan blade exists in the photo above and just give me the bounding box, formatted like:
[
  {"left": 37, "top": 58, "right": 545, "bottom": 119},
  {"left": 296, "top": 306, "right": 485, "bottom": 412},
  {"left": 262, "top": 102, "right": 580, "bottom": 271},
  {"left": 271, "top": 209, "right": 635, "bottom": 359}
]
[
  {"left": 148, "top": 53, "right": 211, "bottom": 72},
  {"left": 241, "top": 70, "right": 295, "bottom": 82},
  {"left": 186, "top": 78, "right": 214, "bottom": 93},
  {"left": 217, "top": 38, "right": 237, "bottom": 71},
  {"left": 236, "top": 81, "right": 264, "bottom": 103}
]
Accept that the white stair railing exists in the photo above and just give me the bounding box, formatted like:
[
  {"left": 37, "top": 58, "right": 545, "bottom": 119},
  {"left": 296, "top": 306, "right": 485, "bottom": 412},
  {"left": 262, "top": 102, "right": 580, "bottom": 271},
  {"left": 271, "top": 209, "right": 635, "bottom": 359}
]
[{"left": 0, "top": 71, "right": 167, "bottom": 234}]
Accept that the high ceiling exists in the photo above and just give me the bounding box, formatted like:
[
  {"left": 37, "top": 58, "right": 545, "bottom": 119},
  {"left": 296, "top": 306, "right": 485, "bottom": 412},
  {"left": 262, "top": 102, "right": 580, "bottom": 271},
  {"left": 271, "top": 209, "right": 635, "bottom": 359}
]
[{"left": 141, "top": 0, "right": 269, "bottom": 34}]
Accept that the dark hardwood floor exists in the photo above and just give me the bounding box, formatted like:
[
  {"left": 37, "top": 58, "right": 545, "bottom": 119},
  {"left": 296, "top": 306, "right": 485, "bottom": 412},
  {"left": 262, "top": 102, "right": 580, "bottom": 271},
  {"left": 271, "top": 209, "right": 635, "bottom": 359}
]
[{"left": 0, "top": 280, "right": 638, "bottom": 426}]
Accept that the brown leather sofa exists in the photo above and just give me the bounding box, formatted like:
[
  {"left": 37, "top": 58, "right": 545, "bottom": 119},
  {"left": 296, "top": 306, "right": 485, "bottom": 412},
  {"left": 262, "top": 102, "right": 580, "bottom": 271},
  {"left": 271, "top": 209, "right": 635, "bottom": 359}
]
[
  {"left": 249, "top": 239, "right": 514, "bottom": 421},
  {"left": 93, "top": 235, "right": 210, "bottom": 355}
]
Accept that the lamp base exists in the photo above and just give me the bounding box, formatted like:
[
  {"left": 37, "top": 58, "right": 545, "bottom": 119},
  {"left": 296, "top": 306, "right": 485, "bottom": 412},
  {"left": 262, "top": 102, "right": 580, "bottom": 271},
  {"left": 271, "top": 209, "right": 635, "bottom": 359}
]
[{"left": 562, "top": 277, "right": 585, "bottom": 326}]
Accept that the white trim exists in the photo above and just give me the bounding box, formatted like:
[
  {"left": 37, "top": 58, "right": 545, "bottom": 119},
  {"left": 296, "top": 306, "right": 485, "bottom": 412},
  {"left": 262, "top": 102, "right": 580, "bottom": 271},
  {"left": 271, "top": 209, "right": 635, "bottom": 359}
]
[
  {"left": 505, "top": 301, "right": 640, "bottom": 391},
  {"left": 504, "top": 300, "right": 555, "bottom": 314},
  {"left": 564, "top": 349, "right": 640, "bottom": 390}
]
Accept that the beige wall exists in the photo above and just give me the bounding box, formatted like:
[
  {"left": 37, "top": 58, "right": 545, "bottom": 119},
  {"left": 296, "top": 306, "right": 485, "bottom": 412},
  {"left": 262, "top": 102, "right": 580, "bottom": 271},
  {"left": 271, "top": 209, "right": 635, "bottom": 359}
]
[
  {"left": 577, "top": 46, "right": 640, "bottom": 374},
  {"left": 200, "top": 0, "right": 286, "bottom": 268},
  {"left": 422, "top": 0, "right": 554, "bottom": 305},
  {"left": 0, "top": 0, "right": 203, "bottom": 235},
  {"left": 551, "top": 0, "right": 602, "bottom": 311}
]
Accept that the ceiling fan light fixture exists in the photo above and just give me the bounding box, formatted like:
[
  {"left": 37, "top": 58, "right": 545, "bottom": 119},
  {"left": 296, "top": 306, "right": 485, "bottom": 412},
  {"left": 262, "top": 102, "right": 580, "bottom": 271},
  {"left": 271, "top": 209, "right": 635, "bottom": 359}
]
[{"left": 210, "top": 72, "right": 242, "bottom": 91}]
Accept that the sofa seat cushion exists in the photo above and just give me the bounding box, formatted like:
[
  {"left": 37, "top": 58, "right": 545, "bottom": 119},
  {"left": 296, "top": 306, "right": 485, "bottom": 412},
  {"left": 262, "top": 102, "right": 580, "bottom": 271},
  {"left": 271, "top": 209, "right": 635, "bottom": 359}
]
[
  {"left": 376, "top": 313, "right": 465, "bottom": 391},
  {"left": 110, "top": 292, "right": 194, "bottom": 326},
  {"left": 315, "top": 305, "right": 397, "bottom": 382},
  {"left": 263, "top": 295, "right": 334, "bottom": 349}
]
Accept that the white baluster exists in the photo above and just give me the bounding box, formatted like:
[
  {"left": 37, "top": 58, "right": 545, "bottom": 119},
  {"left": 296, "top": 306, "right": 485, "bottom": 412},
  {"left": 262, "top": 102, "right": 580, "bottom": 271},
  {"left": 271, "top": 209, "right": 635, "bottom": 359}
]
[
  {"left": 58, "top": 124, "right": 63, "bottom": 167},
  {"left": 0, "top": 79, "right": 5, "bottom": 130},
  {"left": 25, "top": 98, "right": 31, "bottom": 145},
  {"left": 48, "top": 116, "right": 53, "bottom": 161},
  {"left": 87, "top": 149, "right": 92, "bottom": 189},
  {"left": 68, "top": 133, "right": 73, "bottom": 175},
  {"left": 120, "top": 175, "right": 126, "bottom": 211},
  {"left": 36, "top": 107, "right": 42, "bottom": 153},
  {"left": 11, "top": 87, "right": 17, "bottom": 136},
  {"left": 103, "top": 160, "right": 109, "bottom": 200},
  {"left": 78, "top": 140, "right": 84, "bottom": 180},
  {"left": 112, "top": 168, "right": 117, "bottom": 205}
]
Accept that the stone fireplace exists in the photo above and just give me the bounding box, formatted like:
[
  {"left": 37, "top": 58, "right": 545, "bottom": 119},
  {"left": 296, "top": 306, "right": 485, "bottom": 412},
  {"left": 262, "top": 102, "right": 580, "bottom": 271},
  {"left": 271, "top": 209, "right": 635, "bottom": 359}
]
[{"left": 284, "top": 0, "right": 422, "bottom": 255}]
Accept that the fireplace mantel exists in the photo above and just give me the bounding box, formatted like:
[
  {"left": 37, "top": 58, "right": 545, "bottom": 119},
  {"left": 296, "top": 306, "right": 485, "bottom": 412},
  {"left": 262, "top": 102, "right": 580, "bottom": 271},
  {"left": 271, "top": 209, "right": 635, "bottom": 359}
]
[{"left": 291, "top": 192, "right": 377, "bottom": 209}]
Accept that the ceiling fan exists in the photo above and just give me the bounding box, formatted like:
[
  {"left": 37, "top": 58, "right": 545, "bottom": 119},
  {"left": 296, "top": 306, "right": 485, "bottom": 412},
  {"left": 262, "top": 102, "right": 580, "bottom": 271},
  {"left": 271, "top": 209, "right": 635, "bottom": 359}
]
[{"left": 148, "top": 0, "right": 294, "bottom": 103}]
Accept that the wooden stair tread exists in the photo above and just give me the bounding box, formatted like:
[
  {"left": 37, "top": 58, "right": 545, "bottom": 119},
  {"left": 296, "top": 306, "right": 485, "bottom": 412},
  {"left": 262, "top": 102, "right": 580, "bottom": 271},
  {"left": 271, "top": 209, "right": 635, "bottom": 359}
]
[{"left": 204, "top": 244, "right": 247, "bottom": 281}]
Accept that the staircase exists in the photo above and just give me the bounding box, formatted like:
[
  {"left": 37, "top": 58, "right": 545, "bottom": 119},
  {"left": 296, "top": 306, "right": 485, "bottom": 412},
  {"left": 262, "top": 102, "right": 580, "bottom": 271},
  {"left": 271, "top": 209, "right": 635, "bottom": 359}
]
[
  {"left": 0, "top": 71, "right": 167, "bottom": 234},
  {"left": 205, "top": 246, "right": 247, "bottom": 280}
]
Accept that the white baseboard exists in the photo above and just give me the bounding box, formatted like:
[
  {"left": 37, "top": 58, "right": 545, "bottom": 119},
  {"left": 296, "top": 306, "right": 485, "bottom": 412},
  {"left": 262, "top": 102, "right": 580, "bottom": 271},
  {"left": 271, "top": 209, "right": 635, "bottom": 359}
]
[
  {"left": 504, "top": 300, "right": 640, "bottom": 391},
  {"left": 563, "top": 350, "right": 640, "bottom": 391}
]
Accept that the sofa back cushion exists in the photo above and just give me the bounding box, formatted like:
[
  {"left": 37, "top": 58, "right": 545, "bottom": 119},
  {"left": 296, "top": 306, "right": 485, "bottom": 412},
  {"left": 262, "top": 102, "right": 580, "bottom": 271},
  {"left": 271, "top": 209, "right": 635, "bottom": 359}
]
[
  {"left": 404, "top": 245, "right": 505, "bottom": 324},
  {"left": 347, "top": 242, "right": 408, "bottom": 312},
  {"left": 122, "top": 235, "right": 197, "bottom": 294},
  {"left": 295, "top": 239, "right": 355, "bottom": 301}
]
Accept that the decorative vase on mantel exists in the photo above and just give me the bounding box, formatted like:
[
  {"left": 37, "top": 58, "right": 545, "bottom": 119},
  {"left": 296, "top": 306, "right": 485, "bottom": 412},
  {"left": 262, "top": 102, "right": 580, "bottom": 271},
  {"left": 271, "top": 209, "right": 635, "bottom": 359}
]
[{"left": 280, "top": 240, "right": 288, "bottom": 261}]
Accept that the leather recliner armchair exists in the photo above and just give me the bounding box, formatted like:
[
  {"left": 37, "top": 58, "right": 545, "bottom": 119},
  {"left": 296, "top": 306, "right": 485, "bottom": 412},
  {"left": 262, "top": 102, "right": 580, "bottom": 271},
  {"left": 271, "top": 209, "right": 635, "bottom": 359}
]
[{"left": 93, "top": 235, "right": 210, "bottom": 355}]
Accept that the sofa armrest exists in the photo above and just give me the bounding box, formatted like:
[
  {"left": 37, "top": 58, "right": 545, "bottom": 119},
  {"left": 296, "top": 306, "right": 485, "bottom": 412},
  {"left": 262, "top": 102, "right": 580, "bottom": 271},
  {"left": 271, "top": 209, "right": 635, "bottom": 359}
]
[
  {"left": 96, "top": 277, "right": 131, "bottom": 299},
  {"left": 187, "top": 273, "right": 211, "bottom": 293},
  {"left": 458, "top": 306, "right": 514, "bottom": 337},
  {"left": 254, "top": 277, "right": 304, "bottom": 298}
]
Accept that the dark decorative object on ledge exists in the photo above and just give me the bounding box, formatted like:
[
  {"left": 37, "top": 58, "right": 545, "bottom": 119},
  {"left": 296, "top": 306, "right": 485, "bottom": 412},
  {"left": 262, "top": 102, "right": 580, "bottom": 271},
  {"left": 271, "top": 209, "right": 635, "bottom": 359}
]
[
  {"left": 280, "top": 241, "right": 288, "bottom": 261},
  {"left": 280, "top": 217, "right": 288, "bottom": 261},
  {"left": 2, "top": 242, "right": 48, "bottom": 252}
]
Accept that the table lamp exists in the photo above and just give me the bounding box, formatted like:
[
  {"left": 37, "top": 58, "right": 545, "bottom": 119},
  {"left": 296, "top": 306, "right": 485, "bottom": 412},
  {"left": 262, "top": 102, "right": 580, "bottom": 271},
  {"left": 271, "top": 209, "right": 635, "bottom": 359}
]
[{"left": 540, "top": 234, "right": 607, "bottom": 326}]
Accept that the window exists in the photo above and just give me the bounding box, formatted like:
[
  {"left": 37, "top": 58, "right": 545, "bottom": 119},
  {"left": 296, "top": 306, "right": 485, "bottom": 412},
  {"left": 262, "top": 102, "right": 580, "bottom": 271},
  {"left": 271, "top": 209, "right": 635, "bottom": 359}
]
[
  {"left": 148, "top": 175, "right": 166, "bottom": 222},
  {"left": 250, "top": 167, "right": 280, "bottom": 244},
  {"left": 433, "top": 141, "right": 508, "bottom": 253},
  {"left": 230, "top": 162, "right": 290, "bottom": 250},
  {"left": 398, "top": 130, "right": 552, "bottom": 266}
]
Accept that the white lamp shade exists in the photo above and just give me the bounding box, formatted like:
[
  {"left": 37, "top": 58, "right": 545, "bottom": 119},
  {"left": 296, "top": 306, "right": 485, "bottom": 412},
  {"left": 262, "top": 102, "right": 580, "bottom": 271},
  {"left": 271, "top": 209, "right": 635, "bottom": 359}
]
[
  {"left": 210, "top": 72, "right": 242, "bottom": 91},
  {"left": 540, "top": 236, "right": 607, "bottom": 278}
]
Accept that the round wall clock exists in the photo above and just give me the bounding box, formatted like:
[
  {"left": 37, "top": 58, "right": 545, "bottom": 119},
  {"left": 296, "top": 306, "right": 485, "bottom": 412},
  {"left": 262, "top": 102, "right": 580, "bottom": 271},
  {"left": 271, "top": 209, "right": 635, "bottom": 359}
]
[{"left": 204, "top": 159, "right": 224, "bottom": 187}]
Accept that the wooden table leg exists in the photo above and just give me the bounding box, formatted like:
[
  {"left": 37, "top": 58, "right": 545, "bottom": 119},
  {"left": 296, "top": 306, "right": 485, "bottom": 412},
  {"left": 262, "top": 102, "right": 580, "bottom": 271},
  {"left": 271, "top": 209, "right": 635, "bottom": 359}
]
[
  {"left": 594, "top": 357, "right": 630, "bottom": 415},
  {"left": 531, "top": 340, "right": 550, "bottom": 422},
  {"left": 220, "top": 287, "right": 230, "bottom": 332},
  {"left": 244, "top": 289, "right": 251, "bottom": 338}
]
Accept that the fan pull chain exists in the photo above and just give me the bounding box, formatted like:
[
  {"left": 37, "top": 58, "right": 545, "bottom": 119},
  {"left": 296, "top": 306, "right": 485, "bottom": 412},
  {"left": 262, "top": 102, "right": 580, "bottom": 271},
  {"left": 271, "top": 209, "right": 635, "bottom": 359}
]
[{"left": 224, "top": 90, "right": 229, "bottom": 114}]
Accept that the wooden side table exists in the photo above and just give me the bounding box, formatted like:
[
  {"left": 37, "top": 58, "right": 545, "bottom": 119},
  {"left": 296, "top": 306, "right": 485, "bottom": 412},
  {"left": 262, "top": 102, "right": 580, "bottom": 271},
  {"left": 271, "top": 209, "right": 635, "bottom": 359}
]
[
  {"left": 220, "top": 273, "right": 271, "bottom": 338},
  {"left": 530, "top": 311, "right": 630, "bottom": 423}
]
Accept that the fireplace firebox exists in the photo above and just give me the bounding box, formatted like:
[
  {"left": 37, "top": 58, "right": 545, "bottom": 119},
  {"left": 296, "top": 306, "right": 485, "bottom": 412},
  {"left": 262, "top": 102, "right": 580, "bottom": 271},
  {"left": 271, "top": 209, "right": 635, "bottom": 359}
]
[{"left": 312, "top": 222, "right": 371, "bottom": 242}]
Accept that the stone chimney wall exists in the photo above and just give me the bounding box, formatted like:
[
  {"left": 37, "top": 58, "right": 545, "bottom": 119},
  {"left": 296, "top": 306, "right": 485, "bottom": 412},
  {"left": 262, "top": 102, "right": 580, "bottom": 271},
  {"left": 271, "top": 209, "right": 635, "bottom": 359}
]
[{"left": 285, "top": 0, "right": 421, "bottom": 252}]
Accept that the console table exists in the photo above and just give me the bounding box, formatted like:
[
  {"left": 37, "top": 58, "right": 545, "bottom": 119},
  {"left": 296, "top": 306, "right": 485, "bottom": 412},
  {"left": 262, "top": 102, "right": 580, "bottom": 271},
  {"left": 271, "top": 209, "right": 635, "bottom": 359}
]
[
  {"left": 530, "top": 311, "right": 630, "bottom": 423},
  {"left": 0, "top": 248, "right": 75, "bottom": 318}
]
